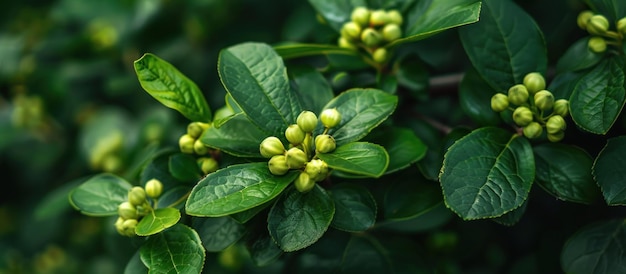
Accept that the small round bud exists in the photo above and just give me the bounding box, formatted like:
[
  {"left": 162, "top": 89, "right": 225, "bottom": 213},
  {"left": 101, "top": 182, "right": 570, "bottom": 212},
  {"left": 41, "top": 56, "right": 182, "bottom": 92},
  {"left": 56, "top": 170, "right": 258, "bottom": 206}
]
[
  {"left": 369, "top": 10, "right": 389, "bottom": 26},
  {"left": 198, "top": 157, "right": 219, "bottom": 174},
  {"left": 296, "top": 111, "right": 318, "bottom": 133},
  {"left": 546, "top": 115, "right": 566, "bottom": 134},
  {"left": 320, "top": 108, "right": 342, "bottom": 128},
  {"left": 491, "top": 93, "right": 509, "bottom": 112},
  {"left": 338, "top": 37, "right": 358, "bottom": 50},
  {"left": 179, "top": 134, "right": 196, "bottom": 154},
  {"left": 294, "top": 172, "right": 315, "bottom": 193},
  {"left": 512, "top": 106, "right": 534, "bottom": 127},
  {"left": 372, "top": 47, "right": 388, "bottom": 63},
  {"left": 618, "top": 17, "right": 626, "bottom": 35},
  {"left": 534, "top": 90, "right": 555, "bottom": 111},
  {"left": 260, "top": 136, "right": 285, "bottom": 158},
  {"left": 588, "top": 36, "right": 607, "bottom": 53},
  {"left": 351, "top": 7, "right": 371, "bottom": 26},
  {"left": 115, "top": 217, "right": 125, "bottom": 232},
  {"left": 285, "top": 147, "right": 308, "bottom": 169},
  {"left": 523, "top": 122, "right": 543, "bottom": 139},
  {"left": 304, "top": 159, "right": 329, "bottom": 182},
  {"left": 268, "top": 155, "right": 290, "bottom": 175},
  {"left": 128, "top": 187, "right": 147, "bottom": 206},
  {"left": 122, "top": 219, "right": 138, "bottom": 236},
  {"left": 386, "top": 10, "right": 403, "bottom": 25},
  {"left": 547, "top": 131, "right": 565, "bottom": 142},
  {"left": 341, "top": 22, "right": 362, "bottom": 40},
  {"left": 523, "top": 72, "right": 546, "bottom": 95},
  {"left": 145, "top": 179, "right": 163, "bottom": 199},
  {"left": 187, "top": 122, "right": 209, "bottom": 139},
  {"left": 382, "top": 24, "right": 402, "bottom": 41},
  {"left": 508, "top": 84, "right": 529, "bottom": 105},
  {"left": 577, "top": 10, "right": 594, "bottom": 30},
  {"left": 586, "top": 15, "right": 609, "bottom": 35},
  {"left": 315, "top": 134, "right": 337, "bottom": 153},
  {"left": 101, "top": 154, "right": 123, "bottom": 173},
  {"left": 285, "top": 124, "right": 306, "bottom": 145},
  {"left": 118, "top": 201, "right": 138, "bottom": 220},
  {"left": 361, "top": 28, "right": 382, "bottom": 47},
  {"left": 193, "top": 139, "right": 209, "bottom": 155},
  {"left": 553, "top": 99, "right": 569, "bottom": 117}
]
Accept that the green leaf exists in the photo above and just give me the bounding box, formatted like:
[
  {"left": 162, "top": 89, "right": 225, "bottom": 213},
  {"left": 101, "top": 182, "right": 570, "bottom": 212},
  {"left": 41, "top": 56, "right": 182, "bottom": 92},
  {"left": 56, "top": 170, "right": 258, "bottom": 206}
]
[
  {"left": 384, "top": 179, "right": 442, "bottom": 220},
  {"left": 268, "top": 185, "right": 335, "bottom": 252},
  {"left": 140, "top": 224, "right": 205, "bottom": 274},
  {"left": 69, "top": 173, "right": 132, "bottom": 216},
  {"left": 192, "top": 217, "right": 245, "bottom": 252},
  {"left": 230, "top": 201, "right": 272, "bottom": 224},
  {"left": 289, "top": 65, "right": 335, "bottom": 114},
  {"left": 273, "top": 43, "right": 357, "bottom": 59},
  {"left": 593, "top": 136, "right": 626, "bottom": 205},
  {"left": 135, "top": 208, "right": 181, "bottom": 236},
  {"left": 459, "top": 0, "right": 547, "bottom": 92},
  {"left": 492, "top": 199, "right": 527, "bottom": 226},
  {"left": 340, "top": 235, "right": 391, "bottom": 273},
  {"left": 168, "top": 153, "right": 201, "bottom": 182},
  {"left": 200, "top": 113, "right": 267, "bottom": 158},
  {"left": 459, "top": 67, "right": 501, "bottom": 127},
  {"left": 322, "top": 88, "right": 398, "bottom": 146},
  {"left": 555, "top": 37, "right": 604, "bottom": 73},
  {"left": 585, "top": 0, "right": 626, "bottom": 22},
  {"left": 156, "top": 186, "right": 191, "bottom": 210},
  {"left": 533, "top": 143, "right": 600, "bottom": 204},
  {"left": 124, "top": 251, "right": 148, "bottom": 274},
  {"left": 246, "top": 232, "right": 283, "bottom": 267},
  {"left": 307, "top": 0, "right": 367, "bottom": 32},
  {"left": 570, "top": 57, "right": 626, "bottom": 134},
  {"left": 396, "top": 58, "right": 429, "bottom": 100},
  {"left": 36, "top": 177, "right": 84, "bottom": 221},
  {"left": 133, "top": 53, "right": 211, "bottom": 122},
  {"left": 317, "top": 142, "right": 389, "bottom": 178},
  {"left": 218, "top": 42, "right": 301, "bottom": 138},
  {"left": 561, "top": 219, "right": 626, "bottom": 274},
  {"left": 330, "top": 184, "right": 377, "bottom": 232},
  {"left": 364, "top": 126, "right": 427, "bottom": 174},
  {"left": 440, "top": 127, "right": 535, "bottom": 220},
  {"left": 185, "top": 162, "right": 299, "bottom": 217}
]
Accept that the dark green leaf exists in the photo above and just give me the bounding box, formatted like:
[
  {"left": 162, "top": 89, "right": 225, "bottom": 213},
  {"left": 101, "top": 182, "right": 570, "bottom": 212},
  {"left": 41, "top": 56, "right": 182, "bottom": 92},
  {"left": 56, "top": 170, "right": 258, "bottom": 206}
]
[
  {"left": 36, "top": 177, "right": 84, "bottom": 220},
  {"left": 289, "top": 66, "right": 335, "bottom": 114},
  {"left": 459, "top": 67, "right": 501, "bottom": 126},
  {"left": 133, "top": 53, "right": 211, "bottom": 122},
  {"left": 140, "top": 152, "right": 183, "bottom": 189},
  {"left": 124, "top": 251, "right": 147, "bottom": 274},
  {"left": 396, "top": 58, "right": 429, "bottom": 100},
  {"left": 593, "top": 136, "right": 626, "bottom": 205},
  {"left": 340, "top": 235, "right": 391, "bottom": 273},
  {"left": 140, "top": 224, "right": 205, "bottom": 274},
  {"left": 135, "top": 208, "right": 181, "bottom": 236},
  {"left": 307, "top": 0, "right": 368, "bottom": 31},
  {"left": 246, "top": 232, "right": 283, "bottom": 267},
  {"left": 365, "top": 126, "right": 427, "bottom": 174},
  {"left": 200, "top": 113, "right": 267, "bottom": 158},
  {"left": 555, "top": 37, "right": 604, "bottom": 73},
  {"left": 585, "top": 0, "right": 626, "bottom": 22},
  {"left": 440, "top": 127, "right": 535, "bottom": 220},
  {"left": 330, "top": 184, "right": 377, "bottom": 232},
  {"left": 273, "top": 43, "right": 357, "bottom": 59},
  {"left": 377, "top": 73, "right": 398, "bottom": 94},
  {"left": 69, "top": 173, "right": 132, "bottom": 216},
  {"left": 548, "top": 71, "right": 584, "bottom": 100},
  {"left": 492, "top": 199, "right": 527, "bottom": 226},
  {"left": 384, "top": 179, "right": 442, "bottom": 220},
  {"left": 230, "top": 201, "right": 272, "bottom": 224},
  {"left": 156, "top": 186, "right": 191, "bottom": 210},
  {"left": 185, "top": 162, "right": 298, "bottom": 217},
  {"left": 561, "top": 219, "right": 626, "bottom": 274},
  {"left": 192, "top": 217, "right": 245, "bottom": 252},
  {"left": 168, "top": 153, "right": 201, "bottom": 182},
  {"left": 317, "top": 142, "right": 389, "bottom": 178}
]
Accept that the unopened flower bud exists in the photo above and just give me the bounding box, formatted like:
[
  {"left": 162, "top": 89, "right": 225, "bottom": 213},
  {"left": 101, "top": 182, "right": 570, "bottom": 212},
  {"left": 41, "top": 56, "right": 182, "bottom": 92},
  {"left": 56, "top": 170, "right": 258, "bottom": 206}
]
[
  {"left": 285, "top": 124, "right": 306, "bottom": 145},
  {"left": 586, "top": 15, "right": 609, "bottom": 35},
  {"left": 304, "top": 159, "right": 329, "bottom": 182},
  {"left": 508, "top": 84, "right": 529, "bottom": 105},
  {"left": 187, "top": 122, "right": 209, "bottom": 139},
  {"left": 553, "top": 99, "right": 569, "bottom": 117},
  {"left": 198, "top": 157, "right": 219, "bottom": 174},
  {"left": 294, "top": 172, "right": 315, "bottom": 193},
  {"left": 320, "top": 108, "right": 341, "bottom": 128},
  {"left": 546, "top": 115, "right": 566, "bottom": 134},
  {"left": 285, "top": 147, "right": 307, "bottom": 169},
  {"left": 369, "top": 10, "right": 389, "bottom": 26},
  {"left": 338, "top": 37, "right": 358, "bottom": 50},
  {"left": 115, "top": 217, "right": 125, "bottom": 232},
  {"left": 361, "top": 28, "right": 382, "bottom": 47},
  {"left": 315, "top": 134, "right": 336, "bottom": 153},
  {"left": 382, "top": 24, "right": 402, "bottom": 41},
  {"left": 351, "top": 7, "right": 370, "bottom": 26},
  {"left": 122, "top": 219, "right": 138, "bottom": 236},
  {"left": 534, "top": 90, "right": 555, "bottom": 111},
  {"left": 145, "top": 179, "right": 163, "bottom": 199},
  {"left": 193, "top": 139, "right": 209, "bottom": 155},
  {"left": 128, "top": 187, "right": 147, "bottom": 206},
  {"left": 577, "top": 10, "right": 594, "bottom": 30},
  {"left": 548, "top": 131, "right": 565, "bottom": 142},
  {"left": 260, "top": 136, "right": 285, "bottom": 158},
  {"left": 179, "top": 134, "right": 195, "bottom": 154},
  {"left": 523, "top": 122, "right": 543, "bottom": 139},
  {"left": 372, "top": 47, "right": 388, "bottom": 63},
  {"left": 387, "top": 10, "right": 403, "bottom": 25},
  {"left": 118, "top": 201, "right": 138, "bottom": 220},
  {"left": 512, "top": 106, "right": 534, "bottom": 126},
  {"left": 523, "top": 72, "right": 546, "bottom": 94},
  {"left": 491, "top": 93, "right": 509, "bottom": 112},
  {"left": 588, "top": 36, "right": 607, "bottom": 53},
  {"left": 268, "top": 155, "right": 290, "bottom": 175},
  {"left": 341, "top": 22, "right": 362, "bottom": 40},
  {"left": 296, "top": 111, "right": 318, "bottom": 132},
  {"left": 618, "top": 17, "right": 626, "bottom": 35}
]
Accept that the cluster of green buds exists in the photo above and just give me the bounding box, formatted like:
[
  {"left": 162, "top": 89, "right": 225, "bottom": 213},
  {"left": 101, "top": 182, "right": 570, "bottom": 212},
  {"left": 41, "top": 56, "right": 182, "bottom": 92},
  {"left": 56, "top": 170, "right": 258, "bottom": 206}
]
[
  {"left": 89, "top": 130, "right": 124, "bottom": 173},
  {"left": 115, "top": 178, "right": 163, "bottom": 236},
  {"left": 178, "top": 121, "right": 219, "bottom": 174},
  {"left": 577, "top": 10, "right": 626, "bottom": 53},
  {"left": 338, "top": 7, "right": 404, "bottom": 64},
  {"left": 491, "top": 72, "right": 569, "bottom": 142},
  {"left": 259, "top": 108, "right": 342, "bottom": 193}
]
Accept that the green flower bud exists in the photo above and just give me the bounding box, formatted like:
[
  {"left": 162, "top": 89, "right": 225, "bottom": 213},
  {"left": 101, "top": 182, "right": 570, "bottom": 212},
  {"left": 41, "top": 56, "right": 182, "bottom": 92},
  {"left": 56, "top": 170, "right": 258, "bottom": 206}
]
[
  {"left": 370, "top": 10, "right": 389, "bottom": 26},
  {"left": 268, "top": 155, "right": 290, "bottom": 175},
  {"left": 361, "top": 28, "right": 382, "bottom": 47},
  {"left": 338, "top": 37, "right": 358, "bottom": 50},
  {"left": 386, "top": 10, "right": 403, "bottom": 25},
  {"left": 523, "top": 122, "right": 543, "bottom": 139},
  {"left": 588, "top": 36, "right": 607, "bottom": 53},
  {"left": 193, "top": 139, "right": 209, "bottom": 155},
  {"left": 198, "top": 157, "right": 219, "bottom": 174},
  {"left": 145, "top": 178, "right": 163, "bottom": 199},
  {"left": 118, "top": 201, "right": 138, "bottom": 220},
  {"left": 534, "top": 90, "right": 555, "bottom": 111},
  {"left": 122, "top": 219, "right": 138, "bottom": 236},
  {"left": 372, "top": 47, "right": 388, "bottom": 63},
  {"left": 577, "top": 10, "right": 594, "bottom": 30},
  {"left": 546, "top": 115, "right": 566, "bottom": 134},
  {"left": 351, "top": 7, "right": 370, "bottom": 26},
  {"left": 618, "top": 17, "right": 626, "bottom": 35},
  {"left": 491, "top": 93, "right": 509, "bottom": 112},
  {"left": 586, "top": 15, "right": 609, "bottom": 35},
  {"left": 547, "top": 131, "right": 565, "bottom": 142},
  {"left": 101, "top": 154, "right": 122, "bottom": 173},
  {"left": 315, "top": 134, "right": 336, "bottom": 153},
  {"left": 304, "top": 159, "right": 329, "bottom": 182},
  {"left": 285, "top": 147, "right": 308, "bottom": 169},
  {"left": 508, "top": 84, "right": 529, "bottom": 105},
  {"left": 128, "top": 187, "right": 147, "bottom": 206},
  {"left": 523, "top": 72, "right": 546, "bottom": 95},
  {"left": 341, "top": 22, "right": 362, "bottom": 40},
  {"left": 294, "top": 172, "right": 315, "bottom": 193},
  {"left": 115, "top": 217, "right": 125, "bottom": 232},
  {"left": 320, "top": 108, "right": 341, "bottom": 128},
  {"left": 260, "top": 136, "right": 285, "bottom": 158},
  {"left": 553, "top": 99, "right": 569, "bottom": 117},
  {"left": 179, "top": 134, "right": 195, "bottom": 154},
  {"left": 285, "top": 124, "right": 306, "bottom": 145},
  {"left": 187, "top": 122, "right": 209, "bottom": 139},
  {"left": 512, "top": 106, "right": 534, "bottom": 127},
  {"left": 296, "top": 111, "right": 318, "bottom": 133},
  {"left": 382, "top": 24, "right": 402, "bottom": 41}
]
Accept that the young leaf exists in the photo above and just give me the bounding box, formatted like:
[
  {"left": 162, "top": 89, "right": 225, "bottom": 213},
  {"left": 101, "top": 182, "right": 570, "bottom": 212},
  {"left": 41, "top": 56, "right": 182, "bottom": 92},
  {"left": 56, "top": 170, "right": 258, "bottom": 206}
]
[
  {"left": 168, "top": 153, "right": 201, "bottom": 182},
  {"left": 561, "top": 219, "right": 626, "bottom": 274},
  {"left": 200, "top": 113, "right": 267, "bottom": 158},
  {"left": 135, "top": 208, "right": 181, "bottom": 236},
  {"left": 185, "top": 162, "right": 299, "bottom": 217},
  {"left": 289, "top": 65, "right": 335, "bottom": 114},
  {"left": 268, "top": 185, "right": 335, "bottom": 252},
  {"left": 192, "top": 216, "right": 245, "bottom": 252},
  {"left": 440, "top": 127, "right": 535, "bottom": 220},
  {"left": 317, "top": 142, "right": 389, "bottom": 178},
  {"left": 593, "top": 136, "right": 626, "bottom": 205},
  {"left": 218, "top": 42, "right": 301, "bottom": 138},
  {"left": 133, "top": 53, "right": 211, "bottom": 122},
  {"left": 273, "top": 43, "right": 357, "bottom": 59},
  {"left": 459, "top": 0, "right": 547, "bottom": 91},
  {"left": 364, "top": 126, "right": 427, "bottom": 174},
  {"left": 69, "top": 173, "right": 132, "bottom": 216},
  {"left": 307, "top": 0, "right": 367, "bottom": 32},
  {"left": 140, "top": 224, "right": 205, "bottom": 274},
  {"left": 330, "top": 184, "right": 377, "bottom": 232},
  {"left": 570, "top": 57, "right": 626, "bottom": 135},
  {"left": 555, "top": 37, "right": 604, "bottom": 73}
]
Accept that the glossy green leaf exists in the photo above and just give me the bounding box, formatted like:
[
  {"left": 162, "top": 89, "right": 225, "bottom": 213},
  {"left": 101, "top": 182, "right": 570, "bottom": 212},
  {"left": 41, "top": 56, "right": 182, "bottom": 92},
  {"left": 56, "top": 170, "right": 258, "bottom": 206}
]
[
  {"left": 492, "top": 199, "right": 527, "bottom": 226},
  {"left": 141, "top": 152, "right": 183, "bottom": 190},
  {"left": 135, "top": 208, "right": 181, "bottom": 236},
  {"left": 246, "top": 232, "right": 283, "bottom": 267},
  {"left": 307, "top": 0, "right": 367, "bottom": 32},
  {"left": 168, "top": 153, "right": 201, "bottom": 182},
  {"left": 230, "top": 201, "right": 272, "bottom": 224},
  {"left": 289, "top": 66, "right": 335, "bottom": 114},
  {"left": 570, "top": 57, "right": 626, "bottom": 134},
  {"left": 322, "top": 88, "right": 398, "bottom": 146},
  {"left": 268, "top": 185, "right": 335, "bottom": 252},
  {"left": 384, "top": 179, "right": 442, "bottom": 220},
  {"left": 273, "top": 43, "right": 357, "bottom": 59},
  {"left": 317, "top": 142, "right": 389, "bottom": 178},
  {"left": 459, "top": 67, "right": 501, "bottom": 126},
  {"left": 440, "top": 127, "right": 535, "bottom": 220},
  {"left": 459, "top": 0, "right": 547, "bottom": 91},
  {"left": 185, "top": 162, "right": 298, "bottom": 217},
  {"left": 192, "top": 216, "right": 245, "bottom": 252},
  {"left": 133, "top": 53, "right": 211, "bottom": 122},
  {"left": 330, "top": 184, "right": 377, "bottom": 232},
  {"left": 340, "top": 235, "right": 391, "bottom": 273},
  {"left": 156, "top": 186, "right": 191, "bottom": 210},
  {"left": 200, "top": 113, "right": 267, "bottom": 158},
  {"left": 555, "top": 37, "right": 604, "bottom": 73},
  {"left": 218, "top": 42, "right": 301, "bottom": 138},
  {"left": 69, "top": 173, "right": 132, "bottom": 216},
  {"left": 124, "top": 250, "right": 148, "bottom": 274},
  {"left": 593, "top": 136, "right": 626, "bottom": 205},
  {"left": 548, "top": 71, "right": 583, "bottom": 100},
  {"left": 585, "top": 0, "right": 626, "bottom": 22},
  {"left": 534, "top": 143, "right": 599, "bottom": 204},
  {"left": 140, "top": 224, "right": 205, "bottom": 274},
  {"left": 364, "top": 126, "right": 427, "bottom": 174},
  {"left": 561, "top": 219, "right": 626, "bottom": 274}
]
